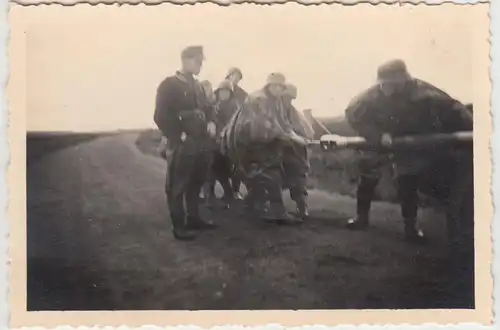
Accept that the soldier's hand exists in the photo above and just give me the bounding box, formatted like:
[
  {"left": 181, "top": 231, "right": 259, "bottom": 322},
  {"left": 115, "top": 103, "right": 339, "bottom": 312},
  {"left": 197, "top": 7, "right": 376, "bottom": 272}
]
[
  {"left": 289, "top": 131, "right": 307, "bottom": 146},
  {"left": 181, "top": 132, "right": 187, "bottom": 142},
  {"left": 207, "top": 121, "right": 217, "bottom": 138},
  {"left": 380, "top": 133, "right": 393, "bottom": 147}
]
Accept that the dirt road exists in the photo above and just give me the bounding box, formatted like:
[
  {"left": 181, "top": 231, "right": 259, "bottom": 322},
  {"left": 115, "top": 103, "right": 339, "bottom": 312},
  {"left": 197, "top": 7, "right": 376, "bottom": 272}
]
[{"left": 27, "top": 133, "right": 471, "bottom": 311}]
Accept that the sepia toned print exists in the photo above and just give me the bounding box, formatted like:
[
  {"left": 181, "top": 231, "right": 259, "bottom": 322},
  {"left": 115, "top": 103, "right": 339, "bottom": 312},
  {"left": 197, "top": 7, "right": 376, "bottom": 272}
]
[{"left": 7, "top": 2, "right": 492, "bottom": 328}]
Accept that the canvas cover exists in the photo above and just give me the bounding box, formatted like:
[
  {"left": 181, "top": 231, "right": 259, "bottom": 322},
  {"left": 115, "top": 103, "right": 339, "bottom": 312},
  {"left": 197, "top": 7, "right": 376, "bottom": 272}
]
[{"left": 220, "top": 89, "right": 312, "bottom": 159}]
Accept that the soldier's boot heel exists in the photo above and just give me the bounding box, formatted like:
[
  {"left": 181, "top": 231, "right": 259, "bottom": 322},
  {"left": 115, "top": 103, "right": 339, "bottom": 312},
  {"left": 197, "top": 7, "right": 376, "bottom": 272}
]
[
  {"left": 346, "top": 214, "right": 369, "bottom": 230},
  {"left": 403, "top": 218, "right": 427, "bottom": 244},
  {"left": 172, "top": 227, "right": 198, "bottom": 241},
  {"left": 170, "top": 215, "right": 197, "bottom": 240}
]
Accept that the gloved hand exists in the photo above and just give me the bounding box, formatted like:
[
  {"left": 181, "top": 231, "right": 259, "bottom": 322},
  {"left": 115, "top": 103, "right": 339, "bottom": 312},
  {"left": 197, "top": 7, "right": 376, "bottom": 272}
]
[{"left": 289, "top": 130, "right": 307, "bottom": 146}]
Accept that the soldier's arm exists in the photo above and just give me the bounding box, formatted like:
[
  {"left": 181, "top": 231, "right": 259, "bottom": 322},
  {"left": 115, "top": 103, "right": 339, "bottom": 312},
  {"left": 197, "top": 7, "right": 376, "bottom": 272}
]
[
  {"left": 345, "top": 93, "right": 384, "bottom": 143},
  {"left": 201, "top": 94, "right": 217, "bottom": 124},
  {"left": 286, "top": 104, "right": 314, "bottom": 139},
  {"left": 415, "top": 80, "right": 473, "bottom": 132},
  {"left": 154, "top": 79, "right": 181, "bottom": 143},
  {"left": 428, "top": 92, "right": 473, "bottom": 133}
]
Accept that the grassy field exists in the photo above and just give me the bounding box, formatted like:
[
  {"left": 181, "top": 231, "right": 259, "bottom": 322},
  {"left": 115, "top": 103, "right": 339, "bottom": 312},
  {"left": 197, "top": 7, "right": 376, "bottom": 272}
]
[{"left": 26, "top": 128, "right": 473, "bottom": 311}]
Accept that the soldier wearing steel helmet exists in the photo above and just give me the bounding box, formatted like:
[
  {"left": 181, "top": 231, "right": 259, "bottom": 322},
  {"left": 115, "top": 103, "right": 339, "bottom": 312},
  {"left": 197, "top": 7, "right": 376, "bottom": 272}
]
[
  {"left": 153, "top": 45, "right": 218, "bottom": 241},
  {"left": 223, "top": 67, "right": 248, "bottom": 200},
  {"left": 204, "top": 80, "right": 240, "bottom": 209},
  {"left": 281, "top": 83, "right": 314, "bottom": 220},
  {"left": 345, "top": 59, "right": 473, "bottom": 244},
  {"left": 234, "top": 73, "right": 303, "bottom": 224},
  {"left": 225, "top": 67, "right": 248, "bottom": 108}
]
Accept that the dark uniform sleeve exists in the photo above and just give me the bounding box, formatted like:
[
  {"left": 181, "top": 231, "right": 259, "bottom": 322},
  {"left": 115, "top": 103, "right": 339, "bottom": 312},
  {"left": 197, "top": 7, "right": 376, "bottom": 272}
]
[
  {"left": 203, "top": 101, "right": 216, "bottom": 124},
  {"left": 154, "top": 78, "right": 181, "bottom": 144},
  {"left": 345, "top": 87, "right": 384, "bottom": 143},
  {"left": 437, "top": 99, "right": 473, "bottom": 132},
  {"left": 418, "top": 81, "right": 473, "bottom": 133}
]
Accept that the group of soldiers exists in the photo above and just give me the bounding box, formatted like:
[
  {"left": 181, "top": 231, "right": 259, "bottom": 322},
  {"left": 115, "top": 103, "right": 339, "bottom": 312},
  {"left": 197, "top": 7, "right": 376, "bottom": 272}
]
[
  {"left": 154, "top": 45, "right": 473, "bottom": 254},
  {"left": 154, "top": 45, "right": 314, "bottom": 241}
]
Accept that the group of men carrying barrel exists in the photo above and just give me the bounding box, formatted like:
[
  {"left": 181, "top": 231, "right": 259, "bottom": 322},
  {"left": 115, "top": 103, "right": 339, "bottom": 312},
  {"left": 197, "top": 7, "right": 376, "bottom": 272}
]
[{"left": 154, "top": 45, "right": 474, "bottom": 257}]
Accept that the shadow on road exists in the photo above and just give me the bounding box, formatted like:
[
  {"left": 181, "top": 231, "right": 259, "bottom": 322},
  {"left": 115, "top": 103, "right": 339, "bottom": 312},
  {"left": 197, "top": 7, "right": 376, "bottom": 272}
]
[{"left": 26, "top": 133, "right": 475, "bottom": 311}]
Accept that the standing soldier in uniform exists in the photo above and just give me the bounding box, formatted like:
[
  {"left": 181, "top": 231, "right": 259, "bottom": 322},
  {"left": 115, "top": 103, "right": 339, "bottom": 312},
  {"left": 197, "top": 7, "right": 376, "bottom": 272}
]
[
  {"left": 204, "top": 80, "right": 240, "bottom": 209},
  {"left": 153, "top": 46, "right": 218, "bottom": 241},
  {"left": 281, "top": 84, "right": 315, "bottom": 220},
  {"left": 224, "top": 67, "right": 248, "bottom": 200},
  {"left": 345, "top": 59, "right": 473, "bottom": 244}
]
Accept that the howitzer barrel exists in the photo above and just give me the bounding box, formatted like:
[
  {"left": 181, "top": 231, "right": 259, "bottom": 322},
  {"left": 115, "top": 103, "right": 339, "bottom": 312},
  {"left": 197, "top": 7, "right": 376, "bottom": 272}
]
[{"left": 310, "top": 131, "right": 473, "bottom": 152}]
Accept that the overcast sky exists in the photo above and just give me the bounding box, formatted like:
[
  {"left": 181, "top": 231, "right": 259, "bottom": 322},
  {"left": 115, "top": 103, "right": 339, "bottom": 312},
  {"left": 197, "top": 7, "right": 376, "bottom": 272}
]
[{"left": 18, "top": 3, "right": 488, "bottom": 132}]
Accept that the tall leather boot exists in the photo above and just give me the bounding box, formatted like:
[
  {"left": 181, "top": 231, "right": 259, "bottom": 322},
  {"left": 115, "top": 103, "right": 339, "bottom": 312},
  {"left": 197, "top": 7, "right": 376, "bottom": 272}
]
[
  {"left": 347, "top": 176, "right": 377, "bottom": 230},
  {"left": 171, "top": 216, "right": 197, "bottom": 241},
  {"left": 346, "top": 199, "right": 371, "bottom": 230},
  {"left": 403, "top": 218, "right": 427, "bottom": 243}
]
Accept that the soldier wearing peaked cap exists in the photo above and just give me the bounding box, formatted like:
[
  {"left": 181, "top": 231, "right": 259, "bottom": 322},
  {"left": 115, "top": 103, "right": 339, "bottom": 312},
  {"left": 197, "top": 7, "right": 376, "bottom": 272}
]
[
  {"left": 345, "top": 59, "right": 473, "bottom": 248},
  {"left": 153, "top": 45, "right": 219, "bottom": 241}
]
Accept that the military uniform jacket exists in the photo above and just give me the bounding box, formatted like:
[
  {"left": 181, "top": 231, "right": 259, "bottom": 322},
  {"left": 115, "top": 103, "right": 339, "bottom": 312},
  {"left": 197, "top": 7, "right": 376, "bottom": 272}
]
[
  {"left": 345, "top": 79, "right": 473, "bottom": 175},
  {"left": 233, "top": 85, "right": 249, "bottom": 108},
  {"left": 154, "top": 71, "right": 214, "bottom": 147}
]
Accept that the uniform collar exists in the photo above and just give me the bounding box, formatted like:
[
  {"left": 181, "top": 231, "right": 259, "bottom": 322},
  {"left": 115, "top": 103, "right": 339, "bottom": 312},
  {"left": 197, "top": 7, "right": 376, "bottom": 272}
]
[{"left": 175, "top": 70, "right": 195, "bottom": 84}]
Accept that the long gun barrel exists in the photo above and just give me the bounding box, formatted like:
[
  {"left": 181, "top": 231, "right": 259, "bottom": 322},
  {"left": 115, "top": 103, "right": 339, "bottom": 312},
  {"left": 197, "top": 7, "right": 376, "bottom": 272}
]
[{"left": 309, "top": 131, "right": 473, "bottom": 152}]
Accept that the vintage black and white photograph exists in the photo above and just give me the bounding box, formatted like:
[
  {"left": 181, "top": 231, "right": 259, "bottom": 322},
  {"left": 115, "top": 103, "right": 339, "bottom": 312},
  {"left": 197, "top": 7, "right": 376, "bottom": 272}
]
[{"left": 8, "top": 1, "right": 492, "bottom": 327}]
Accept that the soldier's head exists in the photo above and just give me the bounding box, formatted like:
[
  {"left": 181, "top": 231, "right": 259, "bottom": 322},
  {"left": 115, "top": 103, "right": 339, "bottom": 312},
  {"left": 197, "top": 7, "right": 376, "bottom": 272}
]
[
  {"left": 215, "top": 80, "right": 234, "bottom": 102},
  {"left": 265, "top": 72, "right": 287, "bottom": 97},
  {"left": 226, "top": 67, "right": 243, "bottom": 86},
  {"left": 283, "top": 84, "right": 298, "bottom": 105},
  {"left": 377, "top": 59, "right": 412, "bottom": 97},
  {"left": 181, "top": 45, "right": 205, "bottom": 76}
]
